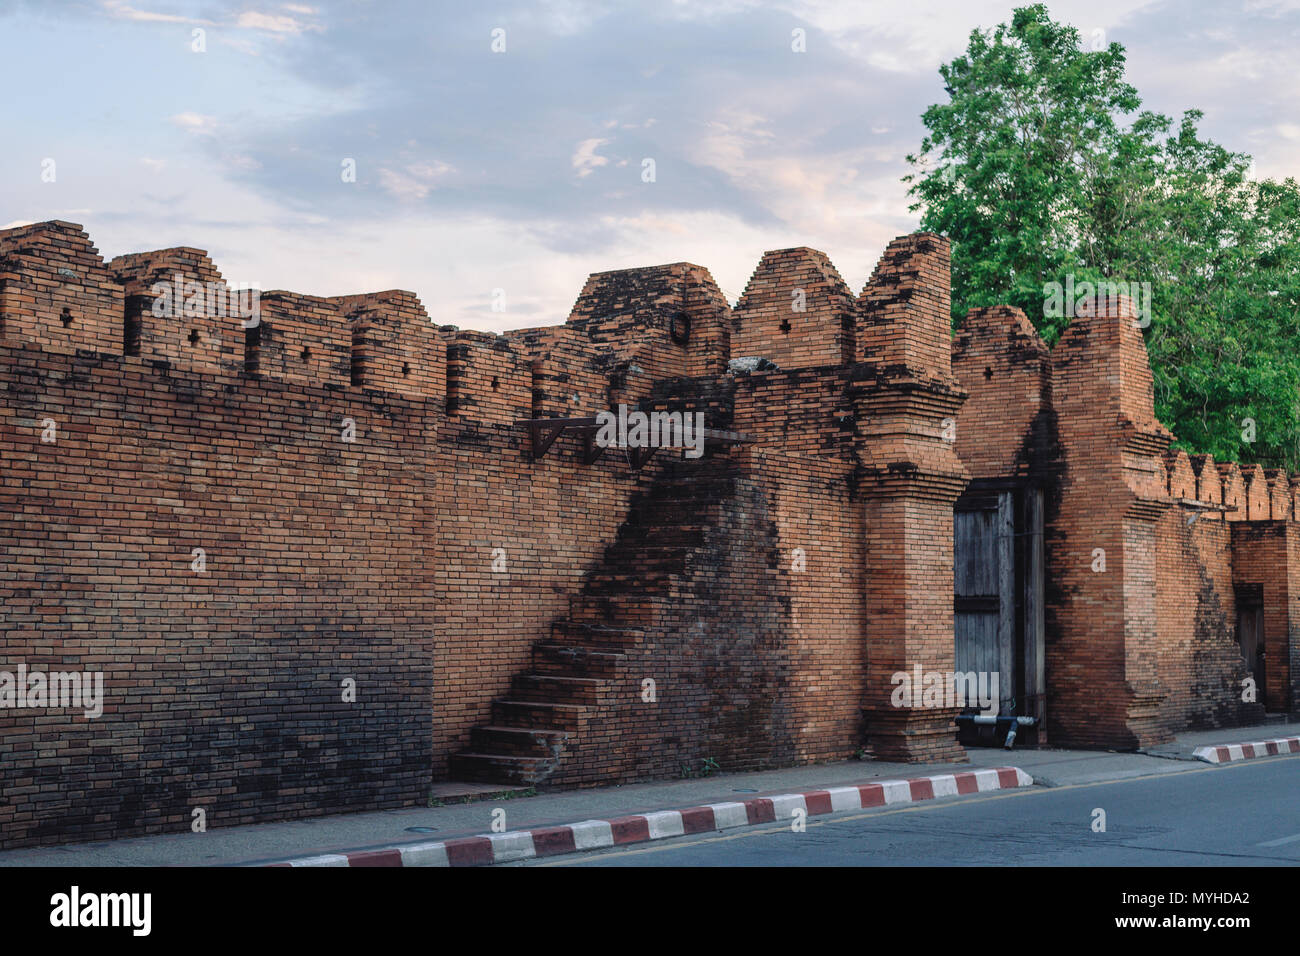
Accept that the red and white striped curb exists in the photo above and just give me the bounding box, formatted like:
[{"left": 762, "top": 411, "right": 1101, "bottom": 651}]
[
  {"left": 1193, "top": 736, "right": 1300, "bottom": 764},
  {"left": 263, "top": 767, "right": 1033, "bottom": 868}
]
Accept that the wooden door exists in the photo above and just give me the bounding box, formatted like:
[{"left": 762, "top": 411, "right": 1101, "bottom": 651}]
[{"left": 954, "top": 493, "right": 1016, "bottom": 715}]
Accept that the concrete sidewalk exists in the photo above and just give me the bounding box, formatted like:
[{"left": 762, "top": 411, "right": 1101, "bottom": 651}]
[{"left": 0, "top": 722, "right": 1292, "bottom": 867}]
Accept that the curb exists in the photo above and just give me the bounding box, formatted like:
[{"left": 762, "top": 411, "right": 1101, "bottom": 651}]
[
  {"left": 263, "top": 766, "right": 1034, "bottom": 868},
  {"left": 1192, "top": 735, "right": 1300, "bottom": 764}
]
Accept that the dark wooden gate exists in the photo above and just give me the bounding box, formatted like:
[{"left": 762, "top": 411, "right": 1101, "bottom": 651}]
[{"left": 953, "top": 486, "right": 1045, "bottom": 725}]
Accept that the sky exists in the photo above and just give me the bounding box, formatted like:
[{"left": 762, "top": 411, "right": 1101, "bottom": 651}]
[{"left": 1, "top": 0, "right": 1298, "bottom": 332}]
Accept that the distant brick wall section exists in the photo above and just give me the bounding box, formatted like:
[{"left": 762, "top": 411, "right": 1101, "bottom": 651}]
[
  {"left": 732, "top": 247, "right": 855, "bottom": 368},
  {"left": 1230, "top": 522, "right": 1297, "bottom": 713}
]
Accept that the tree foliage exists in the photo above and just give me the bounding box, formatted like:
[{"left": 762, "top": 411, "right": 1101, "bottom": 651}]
[{"left": 905, "top": 4, "right": 1300, "bottom": 468}]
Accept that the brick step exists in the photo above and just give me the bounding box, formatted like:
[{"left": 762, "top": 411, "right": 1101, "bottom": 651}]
[
  {"left": 648, "top": 477, "right": 738, "bottom": 499},
  {"left": 469, "top": 725, "right": 569, "bottom": 757},
  {"left": 629, "top": 501, "right": 725, "bottom": 521},
  {"left": 531, "top": 642, "right": 628, "bottom": 677},
  {"left": 568, "top": 592, "right": 681, "bottom": 627},
  {"left": 549, "top": 620, "right": 646, "bottom": 648},
  {"left": 510, "top": 674, "right": 609, "bottom": 705},
  {"left": 614, "top": 524, "right": 710, "bottom": 547},
  {"left": 589, "top": 549, "right": 690, "bottom": 574},
  {"left": 449, "top": 751, "right": 558, "bottom": 786},
  {"left": 583, "top": 569, "right": 683, "bottom": 593},
  {"left": 491, "top": 699, "right": 589, "bottom": 732}
]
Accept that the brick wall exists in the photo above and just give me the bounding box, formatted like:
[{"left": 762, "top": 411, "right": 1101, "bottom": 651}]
[
  {"left": 2, "top": 216, "right": 1293, "bottom": 851},
  {"left": 0, "top": 341, "right": 436, "bottom": 849}
]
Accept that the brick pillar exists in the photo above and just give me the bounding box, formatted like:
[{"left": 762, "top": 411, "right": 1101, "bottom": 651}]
[
  {"left": 1047, "top": 295, "right": 1174, "bottom": 748},
  {"left": 856, "top": 233, "right": 969, "bottom": 762}
]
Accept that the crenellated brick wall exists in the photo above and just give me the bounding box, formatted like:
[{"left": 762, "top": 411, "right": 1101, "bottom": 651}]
[
  {"left": 953, "top": 294, "right": 1288, "bottom": 749},
  {"left": 1, "top": 218, "right": 1292, "bottom": 851}
]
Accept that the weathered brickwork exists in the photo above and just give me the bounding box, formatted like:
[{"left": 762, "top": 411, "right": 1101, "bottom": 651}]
[{"left": 1, "top": 219, "right": 1292, "bottom": 850}]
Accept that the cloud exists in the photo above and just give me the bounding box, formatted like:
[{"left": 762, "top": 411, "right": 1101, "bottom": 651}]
[
  {"left": 377, "top": 161, "right": 454, "bottom": 201},
  {"left": 100, "top": 2, "right": 210, "bottom": 25},
  {"left": 235, "top": 10, "right": 320, "bottom": 34},
  {"left": 571, "top": 138, "right": 611, "bottom": 178},
  {"left": 170, "top": 112, "right": 218, "bottom": 134},
  {"left": 4, "top": 0, "right": 1297, "bottom": 333}
]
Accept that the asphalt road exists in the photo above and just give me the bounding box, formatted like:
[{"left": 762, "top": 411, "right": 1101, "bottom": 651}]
[{"left": 521, "top": 756, "right": 1300, "bottom": 866}]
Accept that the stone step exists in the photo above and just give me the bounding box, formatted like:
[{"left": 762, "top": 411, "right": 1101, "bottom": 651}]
[
  {"left": 469, "top": 725, "right": 569, "bottom": 757},
  {"left": 531, "top": 641, "right": 628, "bottom": 677},
  {"left": 491, "top": 699, "right": 589, "bottom": 733},
  {"left": 510, "top": 673, "right": 608, "bottom": 705},
  {"left": 449, "top": 751, "right": 558, "bottom": 786}
]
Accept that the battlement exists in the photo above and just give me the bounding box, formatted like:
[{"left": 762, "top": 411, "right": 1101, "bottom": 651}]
[
  {"left": 0, "top": 221, "right": 974, "bottom": 427},
  {"left": 110, "top": 247, "right": 234, "bottom": 372},
  {"left": 732, "top": 247, "right": 855, "bottom": 369},
  {"left": 858, "top": 232, "right": 953, "bottom": 378},
  {"left": 443, "top": 328, "right": 531, "bottom": 420},
  {"left": 565, "top": 261, "right": 731, "bottom": 380},
  {"left": 0, "top": 220, "right": 122, "bottom": 354},
  {"left": 329, "top": 289, "right": 445, "bottom": 399}
]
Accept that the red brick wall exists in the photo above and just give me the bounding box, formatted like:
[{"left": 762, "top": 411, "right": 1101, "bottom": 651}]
[
  {"left": 0, "top": 340, "right": 436, "bottom": 850},
  {"left": 6, "top": 215, "right": 1290, "bottom": 853}
]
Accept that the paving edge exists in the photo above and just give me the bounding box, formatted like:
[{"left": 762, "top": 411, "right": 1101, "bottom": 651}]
[
  {"left": 1192, "top": 735, "right": 1300, "bottom": 765},
  {"left": 260, "top": 767, "right": 1033, "bottom": 868}
]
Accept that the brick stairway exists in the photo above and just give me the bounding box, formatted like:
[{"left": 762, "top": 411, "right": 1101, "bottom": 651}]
[{"left": 449, "top": 455, "right": 742, "bottom": 786}]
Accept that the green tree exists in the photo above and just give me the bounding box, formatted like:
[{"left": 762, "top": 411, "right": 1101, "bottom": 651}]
[{"left": 905, "top": 3, "right": 1300, "bottom": 469}]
